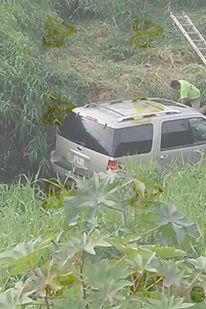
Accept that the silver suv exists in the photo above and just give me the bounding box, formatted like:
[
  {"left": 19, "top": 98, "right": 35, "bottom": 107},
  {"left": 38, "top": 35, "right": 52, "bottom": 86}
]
[{"left": 50, "top": 98, "right": 206, "bottom": 179}]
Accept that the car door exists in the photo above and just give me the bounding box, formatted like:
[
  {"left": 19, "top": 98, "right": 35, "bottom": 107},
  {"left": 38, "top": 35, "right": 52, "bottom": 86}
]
[
  {"left": 157, "top": 118, "right": 194, "bottom": 166},
  {"left": 188, "top": 116, "right": 206, "bottom": 162},
  {"left": 117, "top": 122, "right": 157, "bottom": 166}
]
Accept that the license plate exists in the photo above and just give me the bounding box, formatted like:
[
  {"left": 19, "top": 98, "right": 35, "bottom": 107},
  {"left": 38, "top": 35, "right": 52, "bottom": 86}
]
[{"left": 73, "top": 156, "right": 84, "bottom": 166}]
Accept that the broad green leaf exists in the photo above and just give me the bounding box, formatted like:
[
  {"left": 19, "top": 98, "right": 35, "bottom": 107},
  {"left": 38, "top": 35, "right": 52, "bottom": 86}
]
[
  {"left": 53, "top": 297, "right": 84, "bottom": 309},
  {"left": 113, "top": 244, "right": 153, "bottom": 263},
  {"left": 0, "top": 237, "right": 51, "bottom": 276},
  {"left": 61, "top": 230, "right": 112, "bottom": 261},
  {"left": 64, "top": 173, "right": 119, "bottom": 209},
  {"left": 144, "top": 295, "right": 194, "bottom": 309},
  {"left": 154, "top": 203, "right": 199, "bottom": 245},
  {"left": 191, "top": 303, "right": 206, "bottom": 309},
  {"left": 156, "top": 260, "right": 184, "bottom": 287},
  {"left": 189, "top": 256, "right": 206, "bottom": 271},
  {"left": 107, "top": 236, "right": 133, "bottom": 247},
  {"left": 30, "top": 259, "right": 76, "bottom": 297},
  {"left": 0, "top": 281, "right": 34, "bottom": 309},
  {"left": 126, "top": 252, "right": 157, "bottom": 274},
  {"left": 140, "top": 245, "right": 186, "bottom": 259},
  {"left": 117, "top": 296, "right": 142, "bottom": 309},
  {"left": 85, "top": 259, "right": 131, "bottom": 307}
]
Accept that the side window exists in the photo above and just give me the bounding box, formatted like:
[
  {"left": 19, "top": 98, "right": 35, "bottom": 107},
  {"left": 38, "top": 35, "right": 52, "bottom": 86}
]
[
  {"left": 161, "top": 119, "right": 192, "bottom": 150},
  {"left": 189, "top": 117, "right": 206, "bottom": 144},
  {"left": 113, "top": 124, "right": 153, "bottom": 157}
]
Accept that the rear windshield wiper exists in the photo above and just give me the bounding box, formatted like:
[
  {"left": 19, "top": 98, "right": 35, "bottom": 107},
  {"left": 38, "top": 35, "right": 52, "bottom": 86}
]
[{"left": 72, "top": 140, "right": 85, "bottom": 147}]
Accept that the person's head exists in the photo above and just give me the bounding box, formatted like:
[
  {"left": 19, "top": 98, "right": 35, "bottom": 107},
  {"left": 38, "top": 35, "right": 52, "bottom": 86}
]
[{"left": 170, "top": 80, "right": 180, "bottom": 90}]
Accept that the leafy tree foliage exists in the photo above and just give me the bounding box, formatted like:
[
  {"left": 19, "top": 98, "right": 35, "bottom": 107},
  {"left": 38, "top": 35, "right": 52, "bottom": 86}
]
[{"left": 0, "top": 0, "right": 78, "bottom": 178}]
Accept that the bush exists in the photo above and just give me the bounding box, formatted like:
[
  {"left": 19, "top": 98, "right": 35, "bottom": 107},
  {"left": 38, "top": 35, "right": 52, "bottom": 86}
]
[
  {"left": 100, "top": 29, "right": 136, "bottom": 61},
  {"left": 0, "top": 1, "right": 87, "bottom": 179}
]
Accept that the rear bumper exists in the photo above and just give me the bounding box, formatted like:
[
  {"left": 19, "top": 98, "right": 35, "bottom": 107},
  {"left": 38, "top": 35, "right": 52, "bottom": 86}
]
[{"left": 50, "top": 150, "right": 80, "bottom": 185}]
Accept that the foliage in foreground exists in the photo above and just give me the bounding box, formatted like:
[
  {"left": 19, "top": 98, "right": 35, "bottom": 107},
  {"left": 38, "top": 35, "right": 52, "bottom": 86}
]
[{"left": 0, "top": 171, "right": 206, "bottom": 308}]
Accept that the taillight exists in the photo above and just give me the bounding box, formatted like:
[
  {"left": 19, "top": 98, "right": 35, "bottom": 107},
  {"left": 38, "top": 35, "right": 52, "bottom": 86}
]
[
  {"left": 107, "top": 159, "right": 119, "bottom": 171},
  {"left": 85, "top": 115, "right": 97, "bottom": 122}
]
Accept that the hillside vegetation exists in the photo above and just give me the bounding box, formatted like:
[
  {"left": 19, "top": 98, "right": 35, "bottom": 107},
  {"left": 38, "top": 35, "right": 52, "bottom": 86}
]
[{"left": 1, "top": 0, "right": 206, "bottom": 179}]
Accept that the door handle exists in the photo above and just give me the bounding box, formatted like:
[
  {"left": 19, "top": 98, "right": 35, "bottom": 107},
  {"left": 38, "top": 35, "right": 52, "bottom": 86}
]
[
  {"left": 194, "top": 149, "right": 203, "bottom": 153},
  {"left": 194, "top": 149, "right": 204, "bottom": 156},
  {"left": 160, "top": 154, "right": 168, "bottom": 159}
]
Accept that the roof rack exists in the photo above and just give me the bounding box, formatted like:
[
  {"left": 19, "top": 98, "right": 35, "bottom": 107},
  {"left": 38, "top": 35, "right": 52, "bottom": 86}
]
[
  {"left": 84, "top": 99, "right": 123, "bottom": 108},
  {"left": 108, "top": 99, "right": 123, "bottom": 104},
  {"left": 150, "top": 98, "right": 187, "bottom": 107},
  {"left": 117, "top": 109, "right": 181, "bottom": 122},
  {"left": 84, "top": 103, "right": 97, "bottom": 108},
  {"left": 132, "top": 97, "right": 166, "bottom": 112}
]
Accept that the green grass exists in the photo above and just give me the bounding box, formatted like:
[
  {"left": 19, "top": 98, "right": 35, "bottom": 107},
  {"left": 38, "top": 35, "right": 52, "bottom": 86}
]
[
  {"left": 0, "top": 181, "right": 64, "bottom": 251},
  {"left": 0, "top": 161, "right": 206, "bottom": 302},
  {"left": 52, "top": 15, "right": 206, "bottom": 105},
  {"left": 1, "top": 160, "right": 206, "bottom": 250},
  {"left": 124, "top": 159, "right": 206, "bottom": 237}
]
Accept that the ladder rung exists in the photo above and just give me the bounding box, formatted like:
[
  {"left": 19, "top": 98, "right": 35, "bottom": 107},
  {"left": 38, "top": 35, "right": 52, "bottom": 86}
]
[
  {"left": 199, "top": 50, "right": 206, "bottom": 58},
  {"left": 176, "top": 16, "right": 187, "bottom": 19},
  {"left": 182, "top": 25, "right": 193, "bottom": 28},
  {"left": 181, "top": 22, "right": 192, "bottom": 25},
  {"left": 170, "top": 11, "right": 206, "bottom": 66},
  {"left": 194, "top": 39, "right": 205, "bottom": 42}
]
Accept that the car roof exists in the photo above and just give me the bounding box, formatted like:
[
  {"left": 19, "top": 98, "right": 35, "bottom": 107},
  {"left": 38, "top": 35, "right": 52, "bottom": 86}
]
[{"left": 72, "top": 98, "right": 200, "bottom": 128}]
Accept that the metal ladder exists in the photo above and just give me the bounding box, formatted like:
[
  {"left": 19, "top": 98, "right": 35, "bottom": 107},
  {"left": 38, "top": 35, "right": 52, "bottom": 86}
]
[{"left": 170, "top": 11, "right": 206, "bottom": 66}]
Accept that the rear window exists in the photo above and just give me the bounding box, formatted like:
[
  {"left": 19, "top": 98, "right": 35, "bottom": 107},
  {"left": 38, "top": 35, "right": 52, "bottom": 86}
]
[
  {"left": 59, "top": 112, "right": 153, "bottom": 157},
  {"left": 113, "top": 124, "right": 153, "bottom": 157},
  {"left": 58, "top": 112, "right": 114, "bottom": 156},
  {"left": 161, "top": 119, "right": 192, "bottom": 150}
]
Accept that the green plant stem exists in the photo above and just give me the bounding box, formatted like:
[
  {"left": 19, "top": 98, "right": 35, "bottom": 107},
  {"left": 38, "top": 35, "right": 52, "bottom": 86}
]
[
  {"left": 135, "top": 208, "right": 137, "bottom": 225},
  {"left": 129, "top": 225, "right": 160, "bottom": 244},
  {"left": 103, "top": 204, "right": 127, "bottom": 225},
  {"left": 80, "top": 252, "right": 87, "bottom": 300},
  {"left": 146, "top": 276, "right": 163, "bottom": 291},
  {"left": 186, "top": 271, "right": 202, "bottom": 289},
  {"left": 44, "top": 295, "right": 50, "bottom": 309}
]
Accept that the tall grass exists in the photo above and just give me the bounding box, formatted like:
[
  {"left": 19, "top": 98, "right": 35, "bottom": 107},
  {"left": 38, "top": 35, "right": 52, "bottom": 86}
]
[
  {"left": 1, "top": 159, "right": 206, "bottom": 250},
  {"left": 0, "top": 180, "right": 64, "bottom": 251},
  {"left": 0, "top": 0, "right": 87, "bottom": 178},
  {"left": 125, "top": 159, "right": 206, "bottom": 236},
  {"left": 74, "top": 0, "right": 206, "bottom": 25}
]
